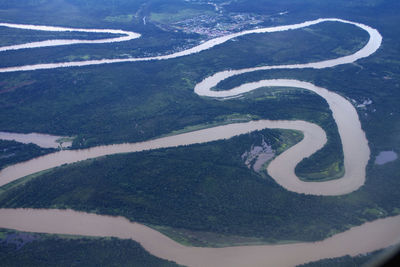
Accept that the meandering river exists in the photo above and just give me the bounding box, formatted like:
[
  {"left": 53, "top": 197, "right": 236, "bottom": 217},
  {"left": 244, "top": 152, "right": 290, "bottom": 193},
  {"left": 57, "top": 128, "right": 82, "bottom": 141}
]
[
  {"left": 0, "top": 18, "right": 397, "bottom": 266},
  {"left": 0, "top": 120, "right": 326, "bottom": 188},
  {"left": 0, "top": 18, "right": 381, "bottom": 73},
  {"left": 0, "top": 22, "right": 140, "bottom": 52},
  {"left": 1, "top": 208, "right": 400, "bottom": 267}
]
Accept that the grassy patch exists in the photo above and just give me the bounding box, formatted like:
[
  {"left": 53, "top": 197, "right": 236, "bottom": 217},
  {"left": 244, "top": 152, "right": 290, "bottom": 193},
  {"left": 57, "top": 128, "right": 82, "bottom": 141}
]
[
  {"left": 104, "top": 14, "right": 135, "bottom": 23},
  {"left": 150, "top": 9, "right": 215, "bottom": 24},
  {"left": 297, "top": 160, "right": 345, "bottom": 182},
  {"left": 151, "top": 224, "right": 300, "bottom": 247}
]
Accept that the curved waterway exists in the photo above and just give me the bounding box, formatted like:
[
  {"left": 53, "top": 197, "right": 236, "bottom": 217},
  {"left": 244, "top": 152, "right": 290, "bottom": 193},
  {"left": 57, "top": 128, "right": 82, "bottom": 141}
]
[
  {"left": 0, "top": 18, "right": 394, "bottom": 266},
  {"left": 0, "top": 120, "right": 325, "bottom": 188},
  {"left": 1, "top": 209, "right": 400, "bottom": 267},
  {"left": 0, "top": 23, "right": 140, "bottom": 52},
  {"left": 0, "top": 18, "right": 381, "bottom": 73},
  {"left": 0, "top": 18, "right": 381, "bottom": 196}
]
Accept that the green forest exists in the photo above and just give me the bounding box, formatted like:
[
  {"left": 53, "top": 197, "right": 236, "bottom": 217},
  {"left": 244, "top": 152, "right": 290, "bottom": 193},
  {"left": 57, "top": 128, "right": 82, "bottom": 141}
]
[
  {"left": 1, "top": 128, "right": 399, "bottom": 245},
  {"left": 297, "top": 250, "right": 382, "bottom": 267},
  {"left": 0, "top": 228, "right": 181, "bottom": 266},
  {"left": 0, "top": 0, "right": 400, "bottom": 265}
]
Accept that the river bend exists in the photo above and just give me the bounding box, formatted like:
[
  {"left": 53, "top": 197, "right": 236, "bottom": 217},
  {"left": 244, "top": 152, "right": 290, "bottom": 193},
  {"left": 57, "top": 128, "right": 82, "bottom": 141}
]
[{"left": 0, "top": 18, "right": 395, "bottom": 267}]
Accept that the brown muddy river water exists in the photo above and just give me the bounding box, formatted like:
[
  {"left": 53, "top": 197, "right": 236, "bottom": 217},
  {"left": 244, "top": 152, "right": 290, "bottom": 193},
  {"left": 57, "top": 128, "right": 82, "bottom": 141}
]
[{"left": 0, "top": 18, "right": 395, "bottom": 267}]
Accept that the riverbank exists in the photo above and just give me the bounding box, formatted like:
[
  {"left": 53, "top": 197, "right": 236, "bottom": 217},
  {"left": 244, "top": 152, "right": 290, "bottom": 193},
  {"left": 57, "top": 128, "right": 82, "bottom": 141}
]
[
  {"left": 0, "top": 17, "right": 392, "bottom": 267},
  {"left": 1, "top": 209, "right": 399, "bottom": 267}
]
